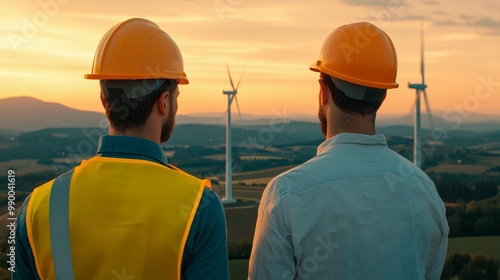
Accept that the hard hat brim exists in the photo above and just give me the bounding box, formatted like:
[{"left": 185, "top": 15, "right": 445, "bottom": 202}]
[
  {"left": 310, "top": 63, "right": 398, "bottom": 89},
  {"left": 84, "top": 73, "right": 189, "bottom": 84}
]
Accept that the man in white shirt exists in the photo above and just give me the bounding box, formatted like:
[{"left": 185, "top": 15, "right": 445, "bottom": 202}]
[{"left": 248, "top": 22, "right": 449, "bottom": 280}]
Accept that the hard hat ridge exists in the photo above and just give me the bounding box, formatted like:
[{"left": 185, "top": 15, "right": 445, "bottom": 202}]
[{"left": 85, "top": 18, "right": 188, "bottom": 84}]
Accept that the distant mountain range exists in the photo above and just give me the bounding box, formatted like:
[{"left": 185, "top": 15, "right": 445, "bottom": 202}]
[
  {"left": 1, "top": 96, "right": 499, "bottom": 133},
  {"left": 0, "top": 97, "right": 106, "bottom": 132}
]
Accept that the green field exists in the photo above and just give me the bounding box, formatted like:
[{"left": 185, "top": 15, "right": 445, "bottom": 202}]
[
  {"left": 228, "top": 236, "right": 500, "bottom": 279},
  {"left": 426, "top": 163, "right": 491, "bottom": 175},
  {"left": 0, "top": 159, "right": 51, "bottom": 175},
  {"left": 232, "top": 165, "right": 299, "bottom": 186},
  {"left": 229, "top": 259, "right": 249, "bottom": 280},
  {"left": 448, "top": 235, "right": 500, "bottom": 260},
  {"left": 233, "top": 165, "right": 297, "bottom": 180}
]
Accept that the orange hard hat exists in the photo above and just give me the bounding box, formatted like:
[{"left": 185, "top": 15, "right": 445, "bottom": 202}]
[
  {"left": 84, "top": 18, "right": 188, "bottom": 84},
  {"left": 310, "top": 22, "right": 398, "bottom": 90}
]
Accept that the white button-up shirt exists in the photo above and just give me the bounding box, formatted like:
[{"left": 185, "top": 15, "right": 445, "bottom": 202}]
[{"left": 249, "top": 133, "right": 449, "bottom": 280}]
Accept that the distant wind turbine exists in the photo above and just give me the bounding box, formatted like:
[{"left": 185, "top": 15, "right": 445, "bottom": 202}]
[
  {"left": 408, "top": 24, "right": 434, "bottom": 169},
  {"left": 221, "top": 63, "right": 245, "bottom": 204}
]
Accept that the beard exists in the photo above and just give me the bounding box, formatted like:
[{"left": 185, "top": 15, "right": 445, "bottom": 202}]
[
  {"left": 318, "top": 105, "right": 327, "bottom": 137},
  {"left": 160, "top": 103, "right": 176, "bottom": 143}
]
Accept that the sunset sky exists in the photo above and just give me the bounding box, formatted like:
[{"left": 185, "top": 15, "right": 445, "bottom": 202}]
[{"left": 1, "top": 0, "right": 500, "bottom": 120}]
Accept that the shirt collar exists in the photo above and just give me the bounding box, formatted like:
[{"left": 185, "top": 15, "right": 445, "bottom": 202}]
[
  {"left": 97, "top": 135, "right": 168, "bottom": 165},
  {"left": 317, "top": 133, "right": 388, "bottom": 155}
]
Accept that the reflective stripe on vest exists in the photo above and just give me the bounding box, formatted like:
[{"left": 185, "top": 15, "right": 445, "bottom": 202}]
[
  {"left": 26, "top": 157, "right": 208, "bottom": 280},
  {"left": 49, "top": 170, "right": 75, "bottom": 280}
]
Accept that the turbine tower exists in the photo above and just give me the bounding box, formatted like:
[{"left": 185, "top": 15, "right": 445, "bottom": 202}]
[
  {"left": 408, "top": 25, "right": 433, "bottom": 169},
  {"left": 222, "top": 63, "right": 244, "bottom": 204}
]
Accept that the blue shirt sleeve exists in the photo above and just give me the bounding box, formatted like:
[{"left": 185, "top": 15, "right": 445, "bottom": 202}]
[
  {"left": 182, "top": 187, "right": 229, "bottom": 280},
  {"left": 13, "top": 194, "right": 41, "bottom": 280},
  {"left": 248, "top": 177, "right": 294, "bottom": 280}
]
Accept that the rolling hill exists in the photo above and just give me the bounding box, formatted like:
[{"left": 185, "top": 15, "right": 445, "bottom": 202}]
[
  {"left": 0, "top": 97, "right": 106, "bottom": 132},
  {"left": 1, "top": 96, "right": 500, "bottom": 132}
]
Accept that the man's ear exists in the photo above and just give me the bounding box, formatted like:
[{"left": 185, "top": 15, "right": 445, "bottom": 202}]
[
  {"left": 157, "top": 91, "right": 170, "bottom": 115},
  {"left": 100, "top": 91, "right": 106, "bottom": 107},
  {"left": 380, "top": 92, "right": 387, "bottom": 103},
  {"left": 319, "top": 78, "right": 330, "bottom": 106}
]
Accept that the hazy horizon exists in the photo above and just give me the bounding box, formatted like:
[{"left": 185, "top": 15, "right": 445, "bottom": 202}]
[
  {"left": 1, "top": 95, "right": 499, "bottom": 134},
  {"left": 2, "top": 95, "right": 500, "bottom": 119}
]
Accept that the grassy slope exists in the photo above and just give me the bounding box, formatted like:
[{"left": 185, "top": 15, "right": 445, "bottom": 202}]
[
  {"left": 229, "top": 259, "right": 250, "bottom": 280},
  {"left": 448, "top": 235, "right": 500, "bottom": 260},
  {"left": 233, "top": 165, "right": 298, "bottom": 180}
]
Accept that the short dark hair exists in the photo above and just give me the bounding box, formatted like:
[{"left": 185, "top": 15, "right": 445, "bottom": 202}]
[
  {"left": 321, "top": 73, "right": 384, "bottom": 116},
  {"left": 101, "top": 79, "right": 177, "bottom": 132}
]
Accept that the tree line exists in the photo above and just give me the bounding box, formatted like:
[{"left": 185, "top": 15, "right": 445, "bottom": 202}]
[
  {"left": 446, "top": 196, "right": 500, "bottom": 238},
  {"left": 436, "top": 180, "right": 498, "bottom": 203},
  {"left": 441, "top": 253, "right": 499, "bottom": 280}
]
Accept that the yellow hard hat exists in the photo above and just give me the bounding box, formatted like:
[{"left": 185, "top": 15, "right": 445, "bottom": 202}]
[
  {"left": 310, "top": 22, "right": 398, "bottom": 90},
  {"left": 84, "top": 18, "right": 188, "bottom": 84}
]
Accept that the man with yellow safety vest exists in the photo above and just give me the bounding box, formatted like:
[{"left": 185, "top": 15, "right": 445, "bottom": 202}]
[
  {"left": 14, "top": 18, "right": 229, "bottom": 280},
  {"left": 249, "top": 22, "right": 449, "bottom": 280}
]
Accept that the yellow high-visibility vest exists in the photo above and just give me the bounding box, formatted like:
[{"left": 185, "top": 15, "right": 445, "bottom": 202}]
[{"left": 26, "top": 156, "right": 209, "bottom": 280}]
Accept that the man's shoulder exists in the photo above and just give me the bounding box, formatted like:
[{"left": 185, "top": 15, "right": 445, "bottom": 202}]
[
  {"left": 194, "top": 187, "right": 224, "bottom": 219},
  {"left": 29, "top": 177, "right": 57, "bottom": 199},
  {"left": 268, "top": 146, "right": 435, "bottom": 194},
  {"left": 265, "top": 156, "right": 328, "bottom": 196},
  {"left": 383, "top": 150, "right": 435, "bottom": 182},
  {"left": 200, "top": 187, "right": 222, "bottom": 205},
  {"left": 188, "top": 187, "right": 225, "bottom": 240},
  {"left": 164, "top": 164, "right": 207, "bottom": 183}
]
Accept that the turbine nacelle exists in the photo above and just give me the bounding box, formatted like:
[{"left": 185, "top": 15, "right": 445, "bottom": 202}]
[
  {"left": 408, "top": 82, "right": 427, "bottom": 90},
  {"left": 223, "top": 90, "right": 237, "bottom": 95}
]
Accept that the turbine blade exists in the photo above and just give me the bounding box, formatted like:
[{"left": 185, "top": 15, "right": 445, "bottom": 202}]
[
  {"left": 234, "top": 95, "right": 243, "bottom": 125},
  {"left": 221, "top": 109, "right": 228, "bottom": 120},
  {"left": 236, "top": 62, "right": 247, "bottom": 91},
  {"left": 408, "top": 99, "right": 416, "bottom": 117},
  {"left": 226, "top": 62, "right": 236, "bottom": 91},
  {"left": 422, "top": 89, "right": 434, "bottom": 129},
  {"left": 420, "top": 19, "right": 425, "bottom": 85}
]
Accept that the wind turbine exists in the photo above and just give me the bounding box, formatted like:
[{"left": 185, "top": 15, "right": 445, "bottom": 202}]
[
  {"left": 408, "top": 24, "right": 433, "bottom": 169},
  {"left": 221, "top": 63, "right": 244, "bottom": 204}
]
